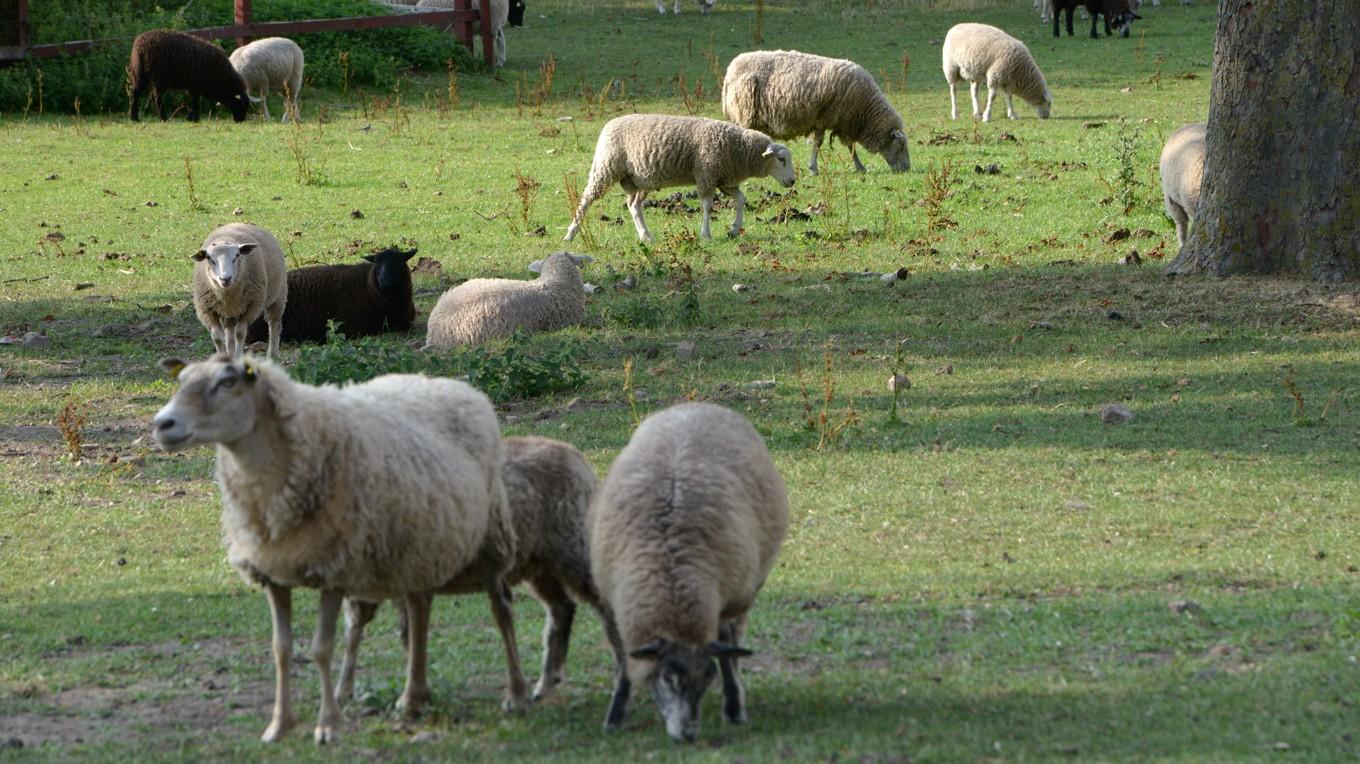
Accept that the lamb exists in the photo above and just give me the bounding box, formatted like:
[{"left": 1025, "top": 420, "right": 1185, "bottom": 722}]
[
  {"left": 565, "top": 114, "right": 796, "bottom": 242},
  {"left": 1052, "top": 0, "right": 1141, "bottom": 38},
  {"left": 1160, "top": 122, "right": 1206, "bottom": 250},
  {"left": 656, "top": 0, "right": 716, "bottom": 13},
  {"left": 192, "top": 223, "right": 287, "bottom": 360},
  {"left": 337, "top": 436, "right": 627, "bottom": 709},
  {"left": 417, "top": 0, "right": 510, "bottom": 67},
  {"left": 229, "top": 36, "right": 305, "bottom": 122},
  {"left": 722, "top": 50, "right": 910, "bottom": 175},
  {"left": 151, "top": 354, "right": 511, "bottom": 743},
  {"left": 425, "top": 251, "right": 591, "bottom": 348},
  {"left": 590, "top": 402, "right": 789, "bottom": 742},
  {"left": 129, "top": 30, "right": 250, "bottom": 122},
  {"left": 942, "top": 23, "right": 1053, "bottom": 122},
  {"left": 244, "top": 247, "right": 417, "bottom": 345}
]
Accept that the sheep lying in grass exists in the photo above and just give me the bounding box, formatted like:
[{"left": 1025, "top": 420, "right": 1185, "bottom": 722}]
[
  {"left": 245, "top": 247, "right": 417, "bottom": 345},
  {"left": 722, "top": 49, "right": 910, "bottom": 175},
  {"left": 417, "top": 0, "right": 510, "bottom": 66},
  {"left": 192, "top": 223, "right": 287, "bottom": 359},
  {"left": 338, "top": 436, "right": 626, "bottom": 709},
  {"left": 151, "top": 354, "right": 509, "bottom": 743},
  {"left": 942, "top": 23, "right": 1052, "bottom": 121},
  {"left": 1160, "top": 122, "right": 1206, "bottom": 250},
  {"left": 229, "top": 36, "right": 305, "bottom": 121},
  {"left": 425, "top": 251, "right": 591, "bottom": 348},
  {"left": 128, "top": 30, "right": 249, "bottom": 122},
  {"left": 590, "top": 402, "right": 789, "bottom": 742},
  {"left": 565, "top": 114, "right": 796, "bottom": 242}
]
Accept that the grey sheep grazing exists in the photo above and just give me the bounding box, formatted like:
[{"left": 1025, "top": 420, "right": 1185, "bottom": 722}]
[
  {"left": 229, "top": 36, "right": 305, "bottom": 121},
  {"left": 192, "top": 223, "right": 287, "bottom": 359},
  {"left": 129, "top": 30, "right": 249, "bottom": 122},
  {"left": 425, "top": 251, "right": 591, "bottom": 348},
  {"left": 943, "top": 24, "right": 1052, "bottom": 121},
  {"left": 590, "top": 402, "right": 790, "bottom": 742},
  {"left": 244, "top": 247, "right": 417, "bottom": 345},
  {"left": 1160, "top": 122, "right": 1206, "bottom": 250},
  {"left": 722, "top": 49, "right": 910, "bottom": 175}
]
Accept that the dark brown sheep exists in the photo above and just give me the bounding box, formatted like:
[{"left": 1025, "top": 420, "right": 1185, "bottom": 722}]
[
  {"left": 245, "top": 247, "right": 418, "bottom": 344},
  {"left": 129, "top": 30, "right": 250, "bottom": 122},
  {"left": 1052, "top": 0, "right": 1140, "bottom": 38}
]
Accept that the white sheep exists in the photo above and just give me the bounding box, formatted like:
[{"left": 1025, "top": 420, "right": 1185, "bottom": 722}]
[
  {"left": 151, "top": 354, "right": 510, "bottom": 743},
  {"left": 722, "top": 49, "right": 910, "bottom": 175},
  {"left": 590, "top": 402, "right": 789, "bottom": 742},
  {"left": 192, "top": 223, "right": 287, "bottom": 359},
  {"left": 564, "top": 114, "right": 796, "bottom": 242},
  {"left": 943, "top": 23, "right": 1052, "bottom": 122},
  {"left": 337, "top": 436, "right": 627, "bottom": 708},
  {"left": 229, "top": 37, "right": 304, "bottom": 122},
  {"left": 1160, "top": 122, "right": 1206, "bottom": 250},
  {"left": 424, "top": 251, "right": 591, "bottom": 348},
  {"left": 418, "top": 0, "right": 509, "bottom": 67},
  {"left": 656, "top": 0, "right": 715, "bottom": 13}
]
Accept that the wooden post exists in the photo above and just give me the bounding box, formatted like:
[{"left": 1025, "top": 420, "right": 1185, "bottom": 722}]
[
  {"left": 234, "top": 0, "right": 252, "bottom": 47},
  {"left": 18, "top": 0, "right": 30, "bottom": 49},
  {"left": 478, "top": 0, "right": 494, "bottom": 67},
  {"left": 454, "top": 0, "right": 473, "bottom": 57}
]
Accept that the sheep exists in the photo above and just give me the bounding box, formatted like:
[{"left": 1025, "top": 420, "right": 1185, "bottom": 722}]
[
  {"left": 564, "top": 114, "right": 796, "bottom": 242},
  {"left": 721, "top": 49, "right": 910, "bottom": 175},
  {"left": 229, "top": 37, "right": 305, "bottom": 122},
  {"left": 337, "top": 436, "right": 628, "bottom": 709},
  {"left": 417, "top": 0, "right": 509, "bottom": 67},
  {"left": 192, "top": 223, "right": 287, "bottom": 360},
  {"left": 150, "top": 354, "right": 511, "bottom": 743},
  {"left": 128, "top": 30, "right": 250, "bottom": 123},
  {"left": 942, "top": 23, "right": 1053, "bottom": 122},
  {"left": 590, "top": 402, "right": 789, "bottom": 742},
  {"left": 1052, "top": 0, "right": 1141, "bottom": 37},
  {"left": 424, "top": 251, "right": 591, "bottom": 348},
  {"left": 1160, "top": 122, "right": 1206, "bottom": 251},
  {"left": 509, "top": 0, "right": 526, "bottom": 26},
  {"left": 656, "top": 0, "right": 716, "bottom": 13},
  {"left": 244, "top": 247, "right": 417, "bottom": 346}
]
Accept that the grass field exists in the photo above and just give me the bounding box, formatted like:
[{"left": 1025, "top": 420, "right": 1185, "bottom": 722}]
[{"left": 2, "top": 0, "right": 1359, "bottom": 761}]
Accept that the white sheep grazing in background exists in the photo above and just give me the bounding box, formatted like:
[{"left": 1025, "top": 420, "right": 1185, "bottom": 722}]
[
  {"left": 1160, "top": 122, "right": 1206, "bottom": 250},
  {"left": 192, "top": 223, "right": 287, "bottom": 359},
  {"left": 565, "top": 114, "right": 796, "bottom": 242},
  {"left": 417, "top": 0, "right": 510, "bottom": 66},
  {"left": 151, "top": 355, "right": 509, "bottom": 744},
  {"left": 722, "top": 49, "right": 910, "bottom": 175},
  {"left": 657, "top": 0, "right": 715, "bottom": 13},
  {"left": 424, "top": 251, "right": 591, "bottom": 348},
  {"left": 589, "top": 402, "right": 789, "bottom": 742},
  {"left": 942, "top": 23, "right": 1052, "bottom": 121},
  {"left": 229, "top": 37, "right": 304, "bottom": 121}
]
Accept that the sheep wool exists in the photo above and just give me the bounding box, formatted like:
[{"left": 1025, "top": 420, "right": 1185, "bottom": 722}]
[
  {"left": 229, "top": 36, "right": 305, "bottom": 122},
  {"left": 192, "top": 223, "right": 287, "bottom": 359},
  {"left": 129, "top": 29, "right": 250, "bottom": 122},
  {"left": 244, "top": 247, "right": 417, "bottom": 345},
  {"left": 1160, "top": 122, "right": 1206, "bottom": 250},
  {"left": 942, "top": 23, "right": 1052, "bottom": 122},
  {"left": 425, "top": 251, "right": 590, "bottom": 347}
]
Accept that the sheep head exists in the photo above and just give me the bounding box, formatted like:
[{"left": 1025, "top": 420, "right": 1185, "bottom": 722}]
[
  {"left": 193, "top": 240, "right": 258, "bottom": 291},
  {"left": 762, "top": 144, "right": 797, "bottom": 188},
  {"left": 880, "top": 129, "right": 911, "bottom": 173},
  {"left": 629, "top": 638, "right": 753, "bottom": 743},
  {"left": 364, "top": 247, "right": 418, "bottom": 298},
  {"left": 152, "top": 355, "right": 263, "bottom": 451}
]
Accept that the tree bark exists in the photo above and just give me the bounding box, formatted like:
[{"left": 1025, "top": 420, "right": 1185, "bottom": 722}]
[{"left": 1167, "top": 0, "right": 1360, "bottom": 282}]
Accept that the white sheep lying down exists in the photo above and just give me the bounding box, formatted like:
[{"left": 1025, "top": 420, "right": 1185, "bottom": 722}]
[
  {"left": 942, "top": 23, "right": 1052, "bottom": 122},
  {"left": 151, "top": 355, "right": 509, "bottom": 744},
  {"left": 425, "top": 251, "right": 591, "bottom": 348},
  {"left": 565, "top": 114, "right": 796, "bottom": 242},
  {"left": 192, "top": 222, "right": 287, "bottom": 360},
  {"left": 229, "top": 36, "right": 304, "bottom": 121},
  {"left": 1160, "top": 122, "right": 1206, "bottom": 250}
]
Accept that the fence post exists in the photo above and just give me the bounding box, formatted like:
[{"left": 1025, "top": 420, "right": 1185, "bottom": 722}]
[
  {"left": 453, "top": 0, "right": 473, "bottom": 57},
  {"left": 18, "top": 0, "right": 30, "bottom": 49},
  {"left": 478, "top": 0, "right": 494, "bottom": 67},
  {"left": 234, "top": 0, "right": 252, "bottom": 47}
]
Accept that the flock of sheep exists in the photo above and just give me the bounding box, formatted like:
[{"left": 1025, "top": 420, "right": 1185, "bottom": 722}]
[{"left": 114, "top": 0, "right": 1210, "bottom": 747}]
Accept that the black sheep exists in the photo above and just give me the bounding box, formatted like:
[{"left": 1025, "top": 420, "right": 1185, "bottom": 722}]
[
  {"left": 128, "top": 30, "right": 250, "bottom": 122},
  {"left": 245, "top": 248, "right": 418, "bottom": 345},
  {"left": 1052, "top": 0, "right": 1140, "bottom": 38},
  {"left": 509, "top": 0, "right": 527, "bottom": 27}
]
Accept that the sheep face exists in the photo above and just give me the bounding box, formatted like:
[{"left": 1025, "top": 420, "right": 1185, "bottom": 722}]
[
  {"left": 194, "top": 240, "right": 258, "bottom": 290},
  {"left": 881, "top": 130, "right": 911, "bottom": 173},
  {"left": 227, "top": 92, "right": 249, "bottom": 122},
  {"left": 528, "top": 251, "right": 592, "bottom": 276},
  {"left": 631, "top": 639, "right": 753, "bottom": 743},
  {"left": 508, "top": 0, "right": 526, "bottom": 26},
  {"left": 152, "top": 357, "right": 262, "bottom": 451},
  {"left": 763, "top": 144, "right": 797, "bottom": 188},
  {"left": 363, "top": 247, "right": 418, "bottom": 298},
  {"left": 1112, "top": 10, "right": 1140, "bottom": 36},
  {"left": 1037, "top": 94, "right": 1053, "bottom": 119}
]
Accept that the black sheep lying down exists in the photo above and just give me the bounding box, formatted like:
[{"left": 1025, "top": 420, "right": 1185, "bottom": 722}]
[
  {"left": 129, "top": 30, "right": 250, "bottom": 122},
  {"left": 246, "top": 247, "right": 418, "bottom": 344},
  {"left": 1052, "top": 0, "right": 1140, "bottom": 38}
]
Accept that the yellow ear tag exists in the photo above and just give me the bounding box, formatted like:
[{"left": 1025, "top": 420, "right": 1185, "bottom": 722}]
[
  {"left": 160, "top": 358, "right": 186, "bottom": 380},
  {"left": 243, "top": 362, "right": 257, "bottom": 381}
]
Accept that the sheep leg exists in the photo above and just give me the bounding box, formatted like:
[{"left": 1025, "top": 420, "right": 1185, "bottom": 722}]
[
  {"left": 487, "top": 580, "right": 531, "bottom": 712},
  {"left": 261, "top": 583, "right": 298, "bottom": 742},
  {"left": 850, "top": 144, "right": 867, "bottom": 174},
  {"left": 526, "top": 576, "right": 577, "bottom": 702},
  {"left": 311, "top": 590, "right": 344, "bottom": 744},
  {"left": 1166, "top": 199, "right": 1190, "bottom": 249},
  {"left": 265, "top": 300, "right": 284, "bottom": 359},
  {"left": 808, "top": 130, "right": 823, "bottom": 175},
  {"left": 1091, "top": 13, "right": 1100, "bottom": 37},
  {"left": 337, "top": 598, "right": 381, "bottom": 706},
  {"left": 626, "top": 190, "right": 653, "bottom": 242},
  {"left": 982, "top": 85, "right": 997, "bottom": 122},
  {"left": 1005, "top": 92, "right": 1017, "bottom": 120},
  {"left": 969, "top": 81, "right": 980, "bottom": 119},
  {"left": 259, "top": 84, "right": 271, "bottom": 121},
  {"left": 717, "top": 618, "right": 748, "bottom": 724},
  {"left": 1065, "top": 6, "right": 1075, "bottom": 35},
  {"left": 698, "top": 191, "right": 715, "bottom": 240},
  {"left": 130, "top": 79, "right": 148, "bottom": 122},
  {"left": 673, "top": 0, "right": 681, "bottom": 12},
  {"left": 209, "top": 324, "right": 228, "bottom": 355},
  {"left": 188, "top": 92, "right": 200, "bottom": 122},
  {"left": 283, "top": 79, "right": 300, "bottom": 122},
  {"left": 495, "top": 27, "right": 507, "bottom": 68},
  {"left": 396, "top": 591, "right": 434, "bottom": 718},
  {"left": 155, "top": 89, "right": 169, "bottom": 121},
  {"left": 601, "top": 609, "right": 631, "bottom": 731},
  {"left": 565, "top": 176, "right": 609, "bottom": 242},
  {"left": 723, "top": 185, "right": 746, "bottom": 238},
  {"left": 1053, "top": 2, "right": 1060, "bottom": 36},
  {"left": 948, "top": 80, "right": 958, "bottom": 120}
]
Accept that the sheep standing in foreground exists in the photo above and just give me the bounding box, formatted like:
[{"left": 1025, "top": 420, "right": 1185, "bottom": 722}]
[
  {"left": 656, "top": 0, "right": 715, "bottom": 13},
  {"left": 128, "top": 30, "right": 250, "bottom": 122},
  {"left": 1052, "top": 0, "right": 1140, "bottom": 37},
  {"left": 151, "top": 355, "right": 509, "bottom": 743},
  {"left": 425, "top": 251, "right": 591, "bottom": 348},
  {"left": 1160, "top": 122, "right": 1206, "bottom": 250},
  {"left": 417, "top": 0, "right": 510, "bottom": 66},
  {"left": 590, "top": 402, "right": 789, "bottom": 742},
  {"left": 337, "top": 436, "right": 627, "bottom": 708},
  {"left": 229, "top": 37, "right": 305, "bottom": 121},
  {"left": 192, "top": 223, "right": 287, "bottom": 359},
  {"left": 942, "top": 23, "right": 1053, "bottom": 122},
  {"left": 722, "top": 50, "right": 910, "bottom": 175},
  {"left": 244, "top": 247, "right": 417, "bottom": 345},
  {"left": 565, "top": 114, "right": 796, "bottom": 242}
]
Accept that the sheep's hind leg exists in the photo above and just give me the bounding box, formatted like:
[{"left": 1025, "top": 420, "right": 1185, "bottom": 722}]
[
  {"left": 717, "top": 618, "right": 748, "bottom": 724},
  {"left": 969, "top": 81, "right": 980, "bottom": 119},
  {"left": 1166, "top": 199, "right": 1189, "bottom": 249},
  {"left": 626, "top": 190, "right": 653, "bottom": 242},
  {"left": 396, "top": 591, "right": 434, "bottom": 718},
  {"left": 311, "top": 590, "right": 345, "bottom": 744},
  {"left": 723, "top": 185, "right": 747, "bottom": 238},
  {"left": 565, "top": 176, "right": 609, "bottom": 241},
  {"left": 265, "top": 300, "right": 284, "bottom": 359},
  {"left": 527, "top": 576, "right": 577, "bottom": 702},
  {"left": 487, "top": 580, "right": 530, "bottom": 712},
  {"left": 698, "top": 191, "right": 715, "bottom": 240},
  {"left": 850, "top": 144, "right": 867, "bottom": 173},
  {"left": 337, "top": 598, "right": 380, "bottom": 706},
  {"left": 259, "top": 85, "right": 270, "bottom": 121},
  {"left": 1005, "top": 91, "right": 1017, "bottom": 120},
  {"left": 948, "top": 79, "right": 958, "bottom": 120},
  {"left": 982, "top": 85, "right": 997, "bottom": 122},
  {"left": 808, "top": 130, "right": 824, "bottom": 175},
  {"left": 209, "top": 324, "right": 227, "bottom": 356},
  {"left": 261, "top": 583, "right": 298, "bottom": 742}
]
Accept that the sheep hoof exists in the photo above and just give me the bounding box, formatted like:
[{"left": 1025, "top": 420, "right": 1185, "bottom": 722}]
[
  {"left": 313, "top": 724, "right": 339, "bottom": 745},
  {"left": 501, "top": 694, "right": 529, "bottom": 714},
  {"left": 261, "top": 715, "right": 297, "bottom": 742}
]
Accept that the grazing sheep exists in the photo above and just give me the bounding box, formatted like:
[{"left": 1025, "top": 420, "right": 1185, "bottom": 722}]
[
  {"left": 151, "top": 354, "right": 510, "bottom": 743},
  {"left": 129, "top": 30, "right": 250, "bottom": 122},
  {"left": 656, "top": 0, "right": 716, "bottom": 13},
  {"left": 192, "top": 223, "right": 287, "bottom": 359},
  {"left": 417, "top": 0, "right": 510, "bottom": 66},
  {"left": 1052, "top": 0, "right": 1141, "bottom": 37},
  {"left": 509, "top": 0, "right": 526, "bottom": 26},
  {"left": 425, "top": 251, "right": 591, "bottom": 348},
  {"left": 1160, "top": 122, "right": 1206, "bottom": 250},
  {"left": 244, "top": 247, "right": 417, "bottom": 345},
  {"left": 942, "top": 23, "right": 1052, "bottom": 122},
  {"left": 565, "top": 114, "right": 796, "bottom": 242},
  {"left": 590, "top": 402, "right": 789, "bottom": 742},
  {"left": 229, "top": 37, "right": 305, "bottom": 122},
  {"left": 337, "top": 436, "right": 627, "bottom": 708},
  {"left": 722, "top": 49, "right": 910, "bottom": 175}
]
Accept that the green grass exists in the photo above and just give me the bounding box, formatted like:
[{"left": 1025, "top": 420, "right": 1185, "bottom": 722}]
[{"left": 2, "top": 0, "right": 1359, "bottom": 761}]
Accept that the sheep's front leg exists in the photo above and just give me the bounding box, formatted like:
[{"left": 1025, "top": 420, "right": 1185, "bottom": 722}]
[
  {"left": 982, "top": 85, "right": 997, "bottom": 122},
  {"left": 698, "top": 191, "right": 716, "bottom": 240},
  {"left": 655, "top": 0, "right": 666, "bottom": 12},
  {"left": 1090, "top": 13, "right": 1100, "bottom": 37},
  {"left": 337, "top": 598, "right": 380, "bottom": 706},
  {"left": 850, "top": 145, "right": 867, "bottom": 173},
  {"left": 1005, "top": 92, "right": 1017, "bottom": 120},
  {"left": 948, "top": 80, "right": 958, "bottom": 120},
  {"left": 188, "top": 93, "right": 201, "bottom": 122},
  {"left": 312, "top": 590, "right": 345, "bottom": 744},
  {"left": 969, "top": 81, "right": 981, "bottom": 119},
  {"left": 262, "top": 583, "right": 298, "bottom": 742},
  {"left": 601, "top": 609, "right": 631, "bottom": 731},
  {"left": 487, "top": 580, "right": 530, "bottom": 712},
  {"left": 396, "top": 591, "right": 434, "bottom": 718},
  {"left": 808, "top": 130, "right": 824, "bottom": 175},
  {"left": 722, "top": 185, "right": 746, "bottom": 238},
  {"left": 209, "top": 323, "right": 227, "bottom": 355},
  {"left": 259, "top": 86, "right": 271, "bottom": 121},
  {"left": 717, "top": 618, "right": 748, "bottom": 724},
  {"left": 527, "top": 577, "right": 576, "bottom": 702},
  {"left": 265, "top": 301, "right": 284, "bottom": 359},
  {"left": 626, "top": 191, "right": 653, "bottom": 242}
]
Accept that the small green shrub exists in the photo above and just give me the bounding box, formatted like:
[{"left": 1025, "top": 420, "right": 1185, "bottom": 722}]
[{"left": 602, "top": 296, "right": 666, "bottom": 329}]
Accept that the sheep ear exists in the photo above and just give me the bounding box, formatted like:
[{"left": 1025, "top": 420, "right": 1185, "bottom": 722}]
[
  {"left": 248, "top": 95, "right": 262, "bottom": 104},
  {"left": 528, "top": 259, "right": 544, "bottom": 273},
  {"left": 401, "top": 248, "right": 418, "bottom": 261},
  {"left": 362, "top": 254, "right": 378, "bottom": 264},
  {"left": 1133, "top": 12, "right": 1142, "bottom": 18},
  {"left": 892, "top": 129, "right": 906, "bottom": 142},
  {"left": 568, "top": 253, "right": 593, "bottom": 267},
  {"left": 237, "top": 243, "right": 257, "bottom": 255},
  {"left": 762, "top": 145, "right": 776, "bottom": 157},
  {"left": 159, "top": 357, "right": 187, "bottom": 380},
  {"left": 707, "top": 641, "right": 754, "bottom": 659},
  {"left": 191, "top": 250, "right": 208, "bottom": 262},
  {"left": 629, "top": 640, "right": 667, "bottom": 660}
]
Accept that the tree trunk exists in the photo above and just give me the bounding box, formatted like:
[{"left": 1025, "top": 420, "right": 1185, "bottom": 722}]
[{"left": 1167, "top": 0, "right": 1360, "bottom": 282}]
